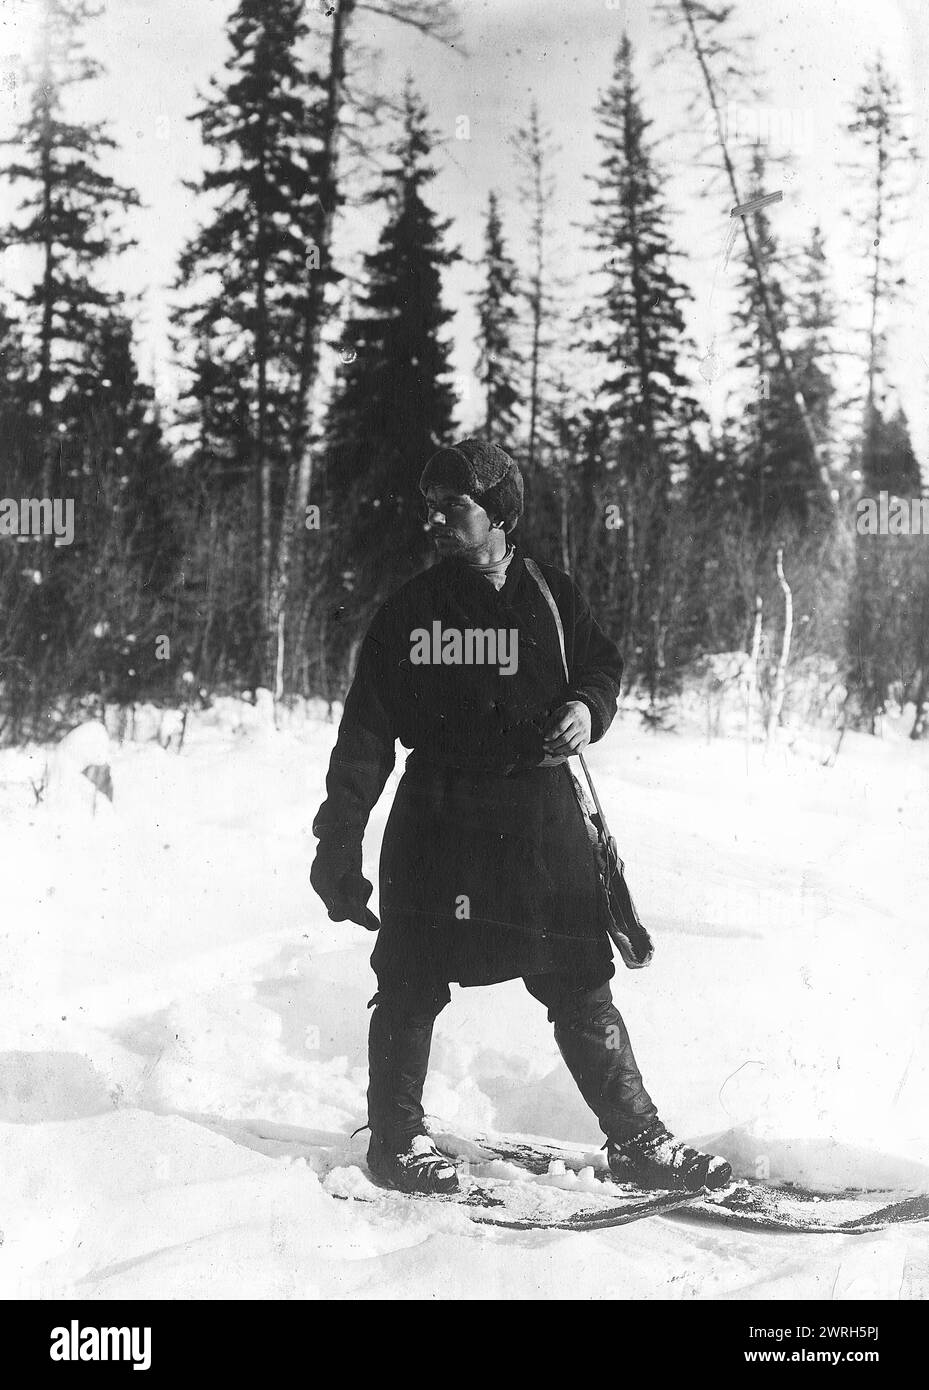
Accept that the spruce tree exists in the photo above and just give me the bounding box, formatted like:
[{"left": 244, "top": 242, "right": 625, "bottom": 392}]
[
  {"left": 729, "top": 146, "right": 829, "bottom": 528},
  {"left": 844, "top": 56, "right": 920, "bottom": 728},
  {"left": 571, "top": 404, "right": 616, "bottom": 605},
  {"left": 584, "top": 34, "right": 700, "bottom": 683},
  {"left": 848, "top": 400, "right": 922, "bottom": 725},
  {"left": 686, "top": 427, "right": 740, "bottom": 521},
  {"left": 171, "top": 0, "right": 329, "bottom": 682},
  {"left": 0, "top": 0, "right": 140, "bottom": 498},
  {"left": 0, "top": 304, "right": 37, "bottom": 732},
  {"left": 473, "top": 191, "right": 521, "bottom": 446},
  {"left": 845, "top": 55, "right": 919, "bottom": 495},
  {"left": 272, "top": 1, "right": 462, "bottom": 698},
  {"left": 58, "top": 314, "right": 183, "bottom": 702},
  {"left": 0, "top": 0, "right": 178, "bottom": 727},
  {"left": 0, "top": 301, "right": 34, "bottom": 489},
  {"left": 792, "top": 225, "right": 837, "bottom": 470},
  {"left": 587, "top": 36, "right": 698, "bottom": 474},
  {"left": 325, "top": 79, "right": 459, "bottom": 657},
  {"left": 87, "top": 318, "right": 180, "bottom": 599},
  {"left": 869, "top": 406, "right": 922, "bottom": 496},
  {"left": 512, "top": 102, "right": 559, "bottom": 472}
]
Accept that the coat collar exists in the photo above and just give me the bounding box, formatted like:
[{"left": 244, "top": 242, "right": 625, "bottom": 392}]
[{"left": 435, "top": 540, "right": 526, "bottom": 605}]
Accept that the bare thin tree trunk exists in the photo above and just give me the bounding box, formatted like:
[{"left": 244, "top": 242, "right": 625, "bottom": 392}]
[
  {"left": 194, "top": 499, "right": 219, "bottom": 685},
  {"left": 255, "top": 144, "right": 273, "bottom": 681},
  {"left": 910, "top": 669, "right": 928, "bottom": 739},
  {"left": 824, "top": 697, "right": 848, "bottom": 767},
  {"left": 909, "top": 586, "right": 929, "bottom": 740},
  {"left": 38, "top": 45, "right": 56, "bottom": 503},
  {"left": 559, "top": 457, "right": 570, "bottom": 571},
  {"left": 865, "top": 81, "right": 887, "bottom": 429},
  {"left": 746, "top": 593, "right": 763, "bottom": 760},
  {"left": 766, "top": 548, "right": 793, "bottom": 744},
  {"left": 275, "top": 609, "right": 285, "bottom": 706},
  {"left": 515, "top": 102, "right": 552, "bottom": 475}
]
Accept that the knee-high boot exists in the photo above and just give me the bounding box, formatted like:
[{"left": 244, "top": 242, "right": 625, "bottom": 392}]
[
  {"left": 366, "top": 982, "right": 449, "bottom": 1147},
  {"left": 528, "top": 977, "right": 660, "bottom": 1143}
]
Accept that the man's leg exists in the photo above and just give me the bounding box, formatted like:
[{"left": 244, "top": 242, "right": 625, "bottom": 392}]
[
  {"left": 366, "top": 975, "right": 451, "bottom": 1149},
  {"left": 524, "top": 972, "right": 732, "bottom": 1191},
  {"left": 523, "top": 973, "right": 659, "bottom": 1143}
]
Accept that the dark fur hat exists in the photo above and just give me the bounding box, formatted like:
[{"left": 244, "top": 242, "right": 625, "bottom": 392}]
[{"left": 419, "top": 437, "right": 524, "bottom": 533}]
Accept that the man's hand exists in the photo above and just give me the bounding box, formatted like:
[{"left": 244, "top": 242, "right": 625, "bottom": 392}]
[
  {"left": 325, "top": 875, "right": 380, "bottom": 932},
  {"left": 310, "top": 852, "right": 380, "bottom": 931},
  {"left": 542, "top": 699, "right": 592, "bottom": 757}
]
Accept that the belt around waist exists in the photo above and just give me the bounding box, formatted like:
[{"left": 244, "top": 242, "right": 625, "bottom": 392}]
[{"left": 404, "top": 750, "right": 569, "bottom": 779}]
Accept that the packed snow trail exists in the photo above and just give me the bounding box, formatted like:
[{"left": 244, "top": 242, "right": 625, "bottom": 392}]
[{"left": 1, "top": 702, "right": 928, "bottom": 1298}]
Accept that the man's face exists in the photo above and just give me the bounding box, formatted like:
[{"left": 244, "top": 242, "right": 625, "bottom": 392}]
[{"left": 423, "top": 485, "right": 498, "bottom": 557}]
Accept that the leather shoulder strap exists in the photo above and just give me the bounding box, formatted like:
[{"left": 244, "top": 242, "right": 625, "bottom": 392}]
[
  {"left": 523, "top": 556, "right": 615, "bottom": 841},
  {"left": 523, "top": 557, "right": 569, "bottom": 682}
]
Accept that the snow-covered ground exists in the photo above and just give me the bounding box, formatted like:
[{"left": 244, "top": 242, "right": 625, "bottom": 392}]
[{"left": 1, "top": 701, "right": 928, "bottom": 1300}]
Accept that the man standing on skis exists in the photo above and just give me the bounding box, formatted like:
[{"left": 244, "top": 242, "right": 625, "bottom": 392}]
[{"left": 310, "top": 437, "right": 731, "bottom": 1196}]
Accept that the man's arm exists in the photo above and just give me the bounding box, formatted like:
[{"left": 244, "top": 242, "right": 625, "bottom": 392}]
[
  {"left": 564, "top": 579, "right": 624, "bottom": 744},
  {"left": 311, "top": 611, "right": 398, "bottom": 927},
  {"left": 540, "top": 572, "right": 624, "bottom": 758}
]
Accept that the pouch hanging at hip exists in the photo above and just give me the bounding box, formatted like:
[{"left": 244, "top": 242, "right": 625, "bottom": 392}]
[{"left": 523, "top": 556, "right": 654, "bottom": 970}]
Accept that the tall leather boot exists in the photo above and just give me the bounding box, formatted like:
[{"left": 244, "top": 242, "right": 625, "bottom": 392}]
[
  {"left": 527, "top": 976, "right": 660, "bottom": 1143},
  {"left": 365, "top": 981, "right": 449, "bottom": 1149}
]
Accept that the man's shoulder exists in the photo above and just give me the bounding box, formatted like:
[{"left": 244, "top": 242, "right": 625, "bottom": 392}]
[
  {"left": 522, "top": 554, "right": 577, "bottom": 603},
  {"left": 369, "top": 562, "right": 444, "bottom": 628},
  {"left": 525, "top": 555, "right": 570, "bottom": 584}
]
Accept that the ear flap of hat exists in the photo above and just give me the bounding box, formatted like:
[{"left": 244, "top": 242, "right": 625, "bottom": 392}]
[{"left": 478, "top": 467, "right": 524, "bottom": 533}]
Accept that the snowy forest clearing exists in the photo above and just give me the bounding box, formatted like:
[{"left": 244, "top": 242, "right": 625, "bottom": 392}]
[{"left": 1, "top": 705, "right": 928, "bottom": 1300}]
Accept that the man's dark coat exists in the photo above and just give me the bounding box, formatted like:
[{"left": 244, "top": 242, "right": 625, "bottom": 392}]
[{"left": 312, "top": 545, "right": 624, "bottom": 987}]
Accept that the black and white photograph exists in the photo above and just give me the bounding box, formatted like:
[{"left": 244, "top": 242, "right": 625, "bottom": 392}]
[{"left": 1, "top": 0, "right": 927, "bottom": 1327}]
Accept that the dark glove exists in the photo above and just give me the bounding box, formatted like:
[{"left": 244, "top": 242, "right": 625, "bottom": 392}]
[{"left": 310, "top": 842, "right": 380, "bottom": 931}]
